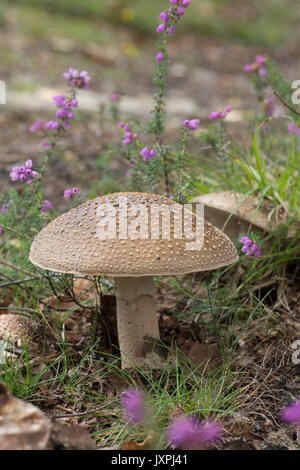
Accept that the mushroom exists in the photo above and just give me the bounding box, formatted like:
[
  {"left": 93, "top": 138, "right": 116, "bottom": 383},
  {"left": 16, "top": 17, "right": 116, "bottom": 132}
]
[
  {"left": 29, "top": 192, "right": 238, "bottom": 368},
  {"left": 0, "top": 314, "right": 37, "bottom": 362},
  {"left": 191, "top": 191, "right": 298, "bottom": 241}
]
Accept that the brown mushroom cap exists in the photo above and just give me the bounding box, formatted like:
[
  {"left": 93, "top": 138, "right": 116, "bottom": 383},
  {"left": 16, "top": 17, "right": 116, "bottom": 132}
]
[
  {"left": 0, "top": 314, "right": 36, "bottom": 347},
  {"left": 190, "top": 191, "right": 296, "bottom": 241},
  {"left": 29, "top": 192, "right": 238, "bottom": 276}
]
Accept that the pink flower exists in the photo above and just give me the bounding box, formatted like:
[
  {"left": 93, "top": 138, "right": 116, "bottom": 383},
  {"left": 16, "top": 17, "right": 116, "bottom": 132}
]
[
  {"left": 183, "top": 118, "right": 200, "bottom": 130},
  {"left": 279, "top": 400, "right": 300, "bottom": 426},
  {"left": 182, "top": 0, "right": 191, "bottom": 6},
  {"left": 209, "top": 106, "right": 232, "bottom": 121},
  {"left": 167, "top": 416, "right": 223, "bottom": 449},
  {"left": 41, "top": 200, "right": 53, "bottom": 214},
  {"left": 29, "top": 118, "right": 43, "bottom": 133},
  {"left": 63, "top": 189, "right": 73, "bottom": 200},
  {"left": 240, "top": 237, "right": 261, "bottom": 257},
  {"left": 156, "top": 52, "right": 164, "bottom": 63},
  {"left": 157, "top": 23, "right": 166, "bottom": 33},
  {"left": 287, "top": 123, "right": 297, "bottom": 135},
  {"left": 243, "top": 55, "right": 267, "bottom": 76},
  {"left": 177, "top": 7, "right": 185, "bottom": 16},
  {"left": 121, "top": 389, "right": 146, "bottom": 424},
  {"left": 159, "top": 11, "right": 169, "bottom": 22},
  {"left": 63, "top": 67, "right": 91, "bottom": 90},
  {"left": 110, "top": 93, "right": 120, "bottom": 102}
]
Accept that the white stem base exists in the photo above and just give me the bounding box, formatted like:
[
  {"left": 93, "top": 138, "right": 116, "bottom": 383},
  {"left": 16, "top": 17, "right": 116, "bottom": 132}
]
[{"left": 114, "top": 276, "right": 160, "bottom": 368}]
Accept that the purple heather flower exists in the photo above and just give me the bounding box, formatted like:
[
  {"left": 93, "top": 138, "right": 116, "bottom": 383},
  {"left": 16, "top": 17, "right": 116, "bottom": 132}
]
[
  {"left": 177, "top": 7, "right": 185, "bottom": 16},
  {"left": 169, "top": 26, "right": 176, "bottom": 35},
  {"left": 244, "top": 64, "right": 254, "bottom": 72},
  {"left": 183, "top": 118, "right": 200, "bottom": 130},
  {"left": 141, "top": 147, "right": 151, "bottom": 161},
  {"left": 159, "top": 11, "right": 169, "bottom": 22},
  {"left": 157, "top": 51, "right": 164, "bottom": 63},
  {"left": 209, "top": 106, "right": 231, "bottom": 121},
  {"left": 72, "top": 187, "right": 79, "bottom": 195},
  {"left": 41, "top": 200, "right": 53, "bottom": 214},
  {"left": 149, "top": 149, "right": 157, "bottom": 158},
  {"left": 9, "top": 161, "right": 38, "bottom": 184},
  {"left": 63, "top": 189, "right": 73, "bottom": 200},
  {"left": 1, "top": 205, "right": 8, "bottom": 213},
  {"left": 167, "top": 416, "right": 223, "bottom": 449},
  {"left": 182, "top": 0, "right": 191, "bottom": 6},
  {"left": 157, "top": 23, "right": 166, "bottom": 33},
  {"left": 46, "top": 121, "right": 59, "bottom": 130},
  {"left": 264, "top": 96, "right": 276, "bottom": 116},
  {"left": 121, "top": 388, "right": 146, "bottom": 424},
  {"left": 287, "top": 123, "right": 297, "bottom": 135},
  {"left": 279, "top": 400, "right": 300, "bottom": 426},
  {"left": 117, "top": 121, "right": 125, "bottom": 128},
  {"left": 110, "top": 93, "right": 120, "bottom": 102},
  {"left": 255, "top": 55, "right": 266, "bottom": 66},
  {"left": 53, "top": 95, "right": 66, "bottom": 107},
  {"left": 123, "top": 125, "right": 131, "bottom": 132},
  {"left": 244, "top": 55, "right": 267, "bottom": 76},
  {"left": 42, "top": 140, "right": 51, "bottom": 150},
  {"left": 170, "top": 0, "right": 178, "bottom": 4},
  {"left": 240, "top": 237, "right": 261, "bottom": 257},
  {"left": 63, "top": 67, "right": 91, "bottom": 90},
  {"left": 29, "top": 118, "right": 43, "bottom": 133}
]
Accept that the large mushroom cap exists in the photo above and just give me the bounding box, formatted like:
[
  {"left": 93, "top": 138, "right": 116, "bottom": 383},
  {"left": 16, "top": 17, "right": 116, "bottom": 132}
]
[
  {"left": 191, "top": 191, "right": 297, "bottom": 241},
  {"left": 30, "top": 192, "right": 238, "bottom": 276}
]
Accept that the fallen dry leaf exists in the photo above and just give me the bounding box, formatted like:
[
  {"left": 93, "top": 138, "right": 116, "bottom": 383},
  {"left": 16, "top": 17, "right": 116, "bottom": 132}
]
[{"left": 0, "top": 382, "right": 52, "bottom": 450}]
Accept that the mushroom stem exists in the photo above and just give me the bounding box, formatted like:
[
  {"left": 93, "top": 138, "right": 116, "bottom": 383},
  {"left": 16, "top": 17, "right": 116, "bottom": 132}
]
[{"left": 114, "top": 276, "right": 160, "bottom": 368}]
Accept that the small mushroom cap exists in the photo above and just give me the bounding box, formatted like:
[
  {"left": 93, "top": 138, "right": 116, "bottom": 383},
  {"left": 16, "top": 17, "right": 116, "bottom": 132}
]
[
  {"left": 191, "top": 191, "right": 290, "bottom": 235},
  {"left": 30, "top": 192, "right": 238, "bottom": 276},
  {"left": 0, "top": 314, "right": 36, "bottom": 347}
]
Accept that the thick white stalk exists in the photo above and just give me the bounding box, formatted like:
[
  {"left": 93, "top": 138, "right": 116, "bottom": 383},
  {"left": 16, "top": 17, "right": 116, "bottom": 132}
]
[{"left": 114, "top": 276, "right": 160, "bottom": 368}]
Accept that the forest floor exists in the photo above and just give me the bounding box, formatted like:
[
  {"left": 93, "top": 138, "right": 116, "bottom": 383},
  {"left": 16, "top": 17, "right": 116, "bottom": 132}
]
[{"left": 0, "top": 0, "right": 300, "bottom": 450}]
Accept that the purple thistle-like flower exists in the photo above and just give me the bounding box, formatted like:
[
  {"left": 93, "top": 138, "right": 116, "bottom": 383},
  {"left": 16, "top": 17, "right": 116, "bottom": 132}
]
[
  {"left": 169, "top": 26, "right": 176, "bottom": 35},
  {"left": 156, "top": 51, "right": 164, "bottom": 63},
  {"left": 279, "top": 400, "right": 300, "bottom": 426},
  {"left": 167, "top": 416, "right": 223, "bottom": 449},
  {"left": 182, "top": 0, "right": 191, "bottom": 6},
  {"left": 1, "top": 205, "right": 8, "bottom": 213},
  {"left": 29, "top": 118, "right": 43, "bottom": 133},
  {"left": 170, "top": 0, "right": 178, "bottom": 4},
  {"left": 177, "top": 7, "right": 185, "bottom": 16},
  {"left": 121, "top": 388, "right": 146, "bottom": 424}
]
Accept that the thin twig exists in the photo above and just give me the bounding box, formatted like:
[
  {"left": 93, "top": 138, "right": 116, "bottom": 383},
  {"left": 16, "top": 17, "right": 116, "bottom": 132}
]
[{"left": 273, "top": 91, "right": 300, "bottom": 117}]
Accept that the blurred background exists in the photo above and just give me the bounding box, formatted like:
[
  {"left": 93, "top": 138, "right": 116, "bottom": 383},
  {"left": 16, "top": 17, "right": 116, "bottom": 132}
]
[{"left": 1, "top": 0, "right": 300, "bottom": 205}]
